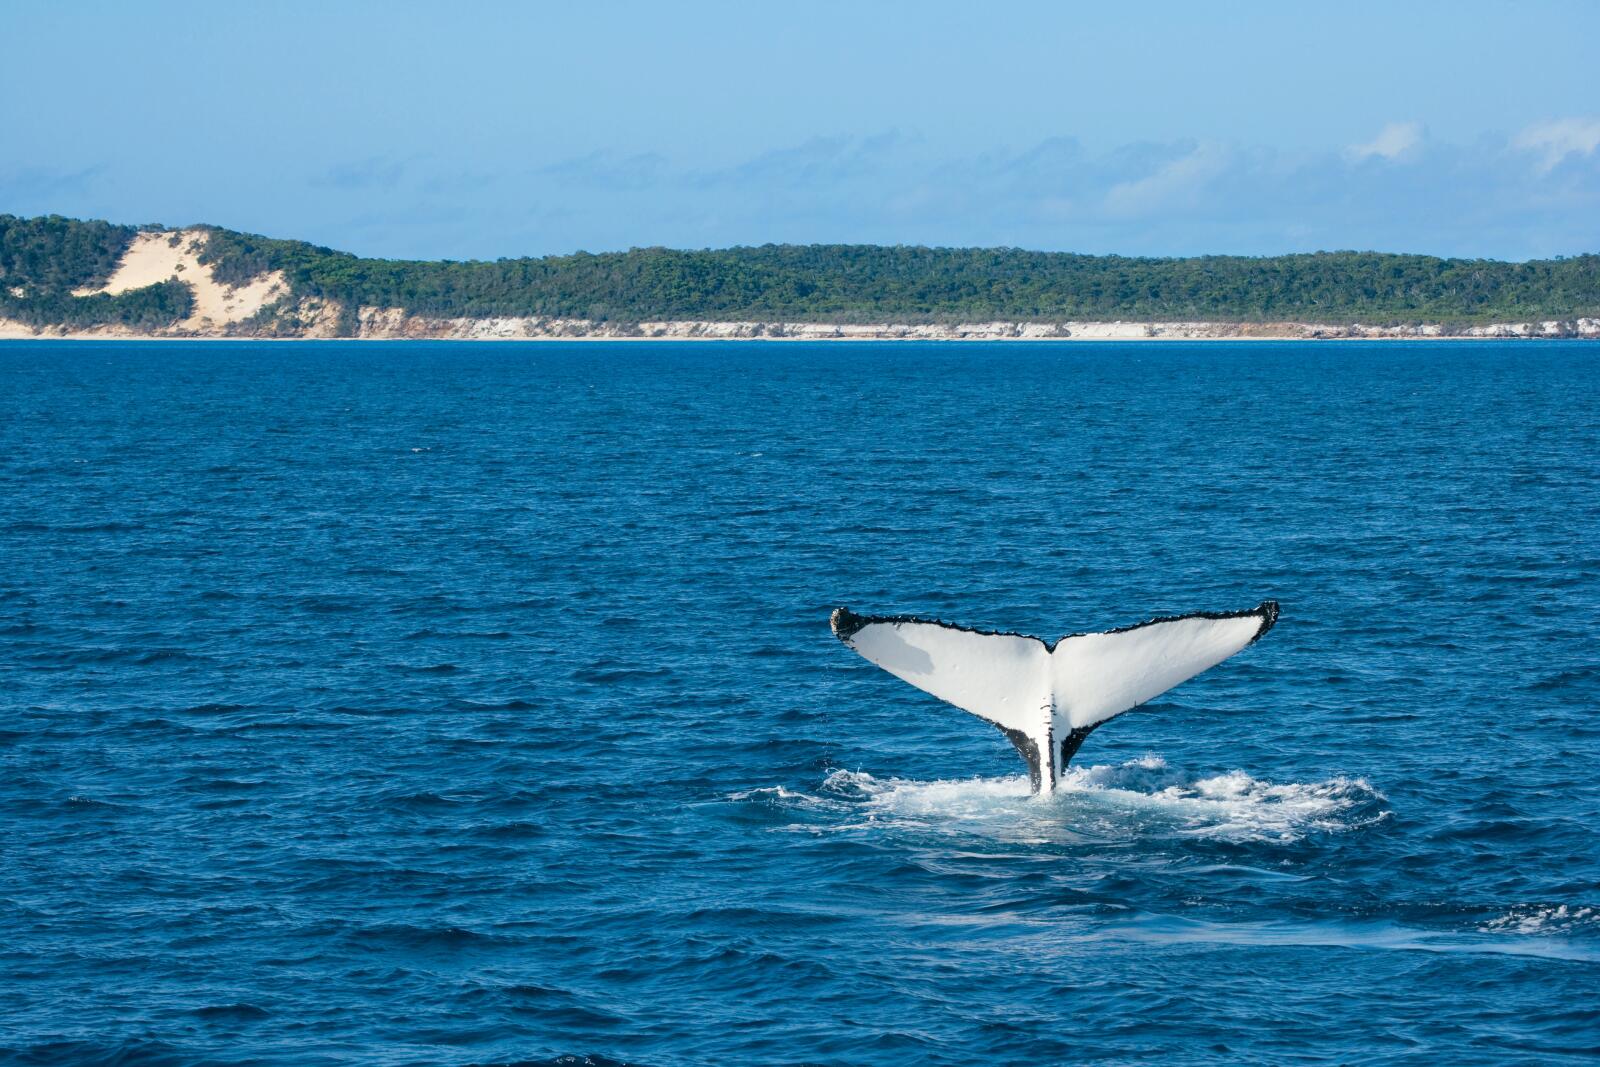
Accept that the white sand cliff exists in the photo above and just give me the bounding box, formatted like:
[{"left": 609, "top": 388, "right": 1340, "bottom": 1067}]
[
  {"left": 348, "top": 311, "right": 1600, "bottom": 341},
  {"left": 2, "top": 229, "right": 1596, "bottom": 342}
]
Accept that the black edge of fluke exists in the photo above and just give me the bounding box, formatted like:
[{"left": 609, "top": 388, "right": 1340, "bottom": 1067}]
[
  {"left": 1251, "top": 600, "right": 1280, "bottom": 643},
  {"left": 829, "top": 607, "right": 1051, "bottom": 648},
  {"left": 1087, "top": 600, "right": 1282, "bottom": 646},
  {"left": 830, "top": 607, "right": 869, "bottom": 642},
  {"left": 833, "top": 600, "right": 1279, "bottom": 649}
]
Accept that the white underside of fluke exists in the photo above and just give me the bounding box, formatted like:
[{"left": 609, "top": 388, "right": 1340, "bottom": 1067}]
[{"left": 831, "top": 602, "right": 1278, "bottom": 793}]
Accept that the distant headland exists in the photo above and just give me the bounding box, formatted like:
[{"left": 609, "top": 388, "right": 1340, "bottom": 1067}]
[{"left": 2, "top": 214, "right": 1596, "bottom": 341}]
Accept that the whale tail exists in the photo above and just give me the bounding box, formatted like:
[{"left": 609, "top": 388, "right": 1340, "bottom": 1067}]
[{"left": 830, "top": 602, "right": 1278, "bottom": 793}]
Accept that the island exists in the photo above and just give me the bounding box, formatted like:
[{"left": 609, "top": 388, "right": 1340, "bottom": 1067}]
[{"left": 2, "top": 213, "right": 1596, "bottom": 340}]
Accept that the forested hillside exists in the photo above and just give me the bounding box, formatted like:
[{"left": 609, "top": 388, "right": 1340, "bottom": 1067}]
[
  {"left": 0, "top": 215, "right": 192, "bottom": 328},
  {"left": 201, "top": 228, "right": 1600, "bottom": 324},
  {"left": 4, "top": 213, "right": 1598, "bottom": 331}
]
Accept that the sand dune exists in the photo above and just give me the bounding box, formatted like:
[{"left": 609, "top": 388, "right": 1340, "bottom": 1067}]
[{"left": 73, "top": 229, "right": 290, "bottom": 331}]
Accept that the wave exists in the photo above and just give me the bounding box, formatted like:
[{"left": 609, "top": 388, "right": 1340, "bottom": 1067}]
[
  {"left": 3, "top": 1039, "right": 192, "bottom": 1066},
  {"left": 739, "top": 756, "right": 1387, "bottom": 845},
  {"left": 474, "top": 1057, "right": 634, "bottom": 1067},
  {"left": 1524, "top": 664, "right": 1600, "bottom": 691},
  {"left": 189, "top": 1002, "right": 271, "bottom": 1021},
  {"left": 1101, "top": 914, "right": 1600, "bottom": 962},
  {"left": 4, "top": 520, "right": 144, "bottom": 534}
]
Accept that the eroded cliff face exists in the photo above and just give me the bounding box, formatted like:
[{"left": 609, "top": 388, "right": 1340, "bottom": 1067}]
[
  {"left": 3, "top": 229, "right": 1597, "bottom": 341},
  {"left": 342, "top": 311, "right": 1600, "bottom": 341}
]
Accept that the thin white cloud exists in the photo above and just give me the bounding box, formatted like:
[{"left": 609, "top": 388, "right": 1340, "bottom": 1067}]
[
  {"left": 541, "top": 150, "right": 669, "bottom": 190},
  {"left": 1102, "top": 142, "right": 1231, "bottom": 217},
  {"left": 1349, "top": 122, "right": 1423, "bottom": 161},
  {"left": 312, "top": 155, "right": 418, "bottom": 191},
  {"left": 699, "top": 132, "right": 907, "bottom": 187},
  {"left": 1513, "top": 117, "right": 1600, "bottom": 173},
  {"left": 213, "top": 126, "right": 1600, "bottom": 260},
  {"left": 0, "top": 164, "right": 106, "bottom": 199}
]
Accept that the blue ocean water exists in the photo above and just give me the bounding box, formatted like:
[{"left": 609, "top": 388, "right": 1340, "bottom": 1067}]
[{"left": 1, "top": 339, "right": 1597, "bottom": 1066}]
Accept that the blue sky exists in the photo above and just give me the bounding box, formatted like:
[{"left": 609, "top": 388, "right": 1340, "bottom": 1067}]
[{"left": 3, "top": 0, "right": 1597, "bottom": 260}]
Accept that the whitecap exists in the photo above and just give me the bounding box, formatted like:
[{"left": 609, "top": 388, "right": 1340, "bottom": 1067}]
[
  {"left": 1482, "top": 904, "right": 1600, "bottom": 937},
  {"left": 726, "top": 784, "right": 843, "bottom": 812}
]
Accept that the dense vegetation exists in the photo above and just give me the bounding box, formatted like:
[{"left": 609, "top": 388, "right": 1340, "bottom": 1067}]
[
  {"left": 200, "top": 228, "right": 1600, "bottom": 326},
  {"left": 0, "top": 214, "right": 193, "bottom": 328},
  {"left": 4, "top": 213, "right": 1598, "bottom": 331},
  {"left": 0, "top": 279, "right": 194, "bottom": 330}
]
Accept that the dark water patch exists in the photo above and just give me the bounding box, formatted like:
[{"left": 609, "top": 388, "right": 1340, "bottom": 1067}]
[
  {"left": 402, "top": 661, "right": 463, "bottom": 674},
  {"left": 293, "top": 596, "right": 361, "bottom": 614},
  {"left": 3, "top": 1040, "right": 197, "bottom": 1067},
  {"left": 747, "top": 644, "right": 802, "bottom": 659},
  {"left": 377, "top": 789, "right": 484, "bottom": 810},
  {"left": 180, "top": 703, "right": 250, "bottom": 716},
  {"left": 450, "top": 698, "right": 539, "bottom": 711},
  {"left": 28, "top": 645, "right": 207, "bottom": 666},
  {"left": 405, "top": 628, "right": 514, "bottom": 641},
  {"left": 344, "top": 921, "right": 522, "bottom": 952},
  {"left": 4, "top": 520, "right": 145, "bottom": 534},
  {"left": 569, "top": 666, "right": 676, "bottom": 684},
  {"left": 313, "top": 703, "right": 419, "bottom": 719},
  {"left": 470, "top": 819, "right": 551, "bottom": 841},
  {"left": 456, "top": 984, "right": 633, "bottom": 1029},
  {"left": 1525, "top": 664, "right": 1600, "bottom": 691},
  {"left": 180, "top": 776, "right": 269, "bottom": 793},
  {"left": 190, "top": 1002, "right": 272, "bottom": 1021}
]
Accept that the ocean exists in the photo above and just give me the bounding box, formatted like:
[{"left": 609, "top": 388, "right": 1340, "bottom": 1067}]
[{"left": 2, "top": 340, "right": 1596, "bottom": 1065}]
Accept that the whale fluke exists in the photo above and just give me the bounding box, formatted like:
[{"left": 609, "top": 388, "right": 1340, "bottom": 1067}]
[{"left": 830, "top": 602, "right": 1278, "bottom": 794}]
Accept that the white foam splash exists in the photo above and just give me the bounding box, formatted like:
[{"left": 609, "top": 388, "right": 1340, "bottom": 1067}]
[
  {"left": 1482, "top": 905, "right": 1599, "bottom": 936},
  {"left": 726, "top": 784, "right": 836, "bottom": 810},
  {"left": 800, "top": 756, "right": 1386, "bottom": 844},
  {"left": 1065, "top": 756, "right": 1387, "bottom": 841}
]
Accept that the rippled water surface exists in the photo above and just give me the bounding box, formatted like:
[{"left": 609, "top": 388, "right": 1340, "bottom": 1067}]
[{"left": 2, "top": 340, "right": 1597, "bottom": 1065}]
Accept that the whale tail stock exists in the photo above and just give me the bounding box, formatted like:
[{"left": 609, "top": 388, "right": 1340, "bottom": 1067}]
[{"left": 830, "top": 602, "right": 1279, "bottom": 794}]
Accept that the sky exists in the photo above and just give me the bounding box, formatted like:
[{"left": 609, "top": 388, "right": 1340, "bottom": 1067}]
[{"left": 3, "top": 0, "right": 1598, "bottom": 261}]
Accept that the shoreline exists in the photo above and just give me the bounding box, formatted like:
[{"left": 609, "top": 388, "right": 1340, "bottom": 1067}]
[
  {"left": 5, "top": 314, "right": 1599, "bottom": 343},
  {"left": 6, "top": 335, "right": 1599, "bottom": 343}
]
